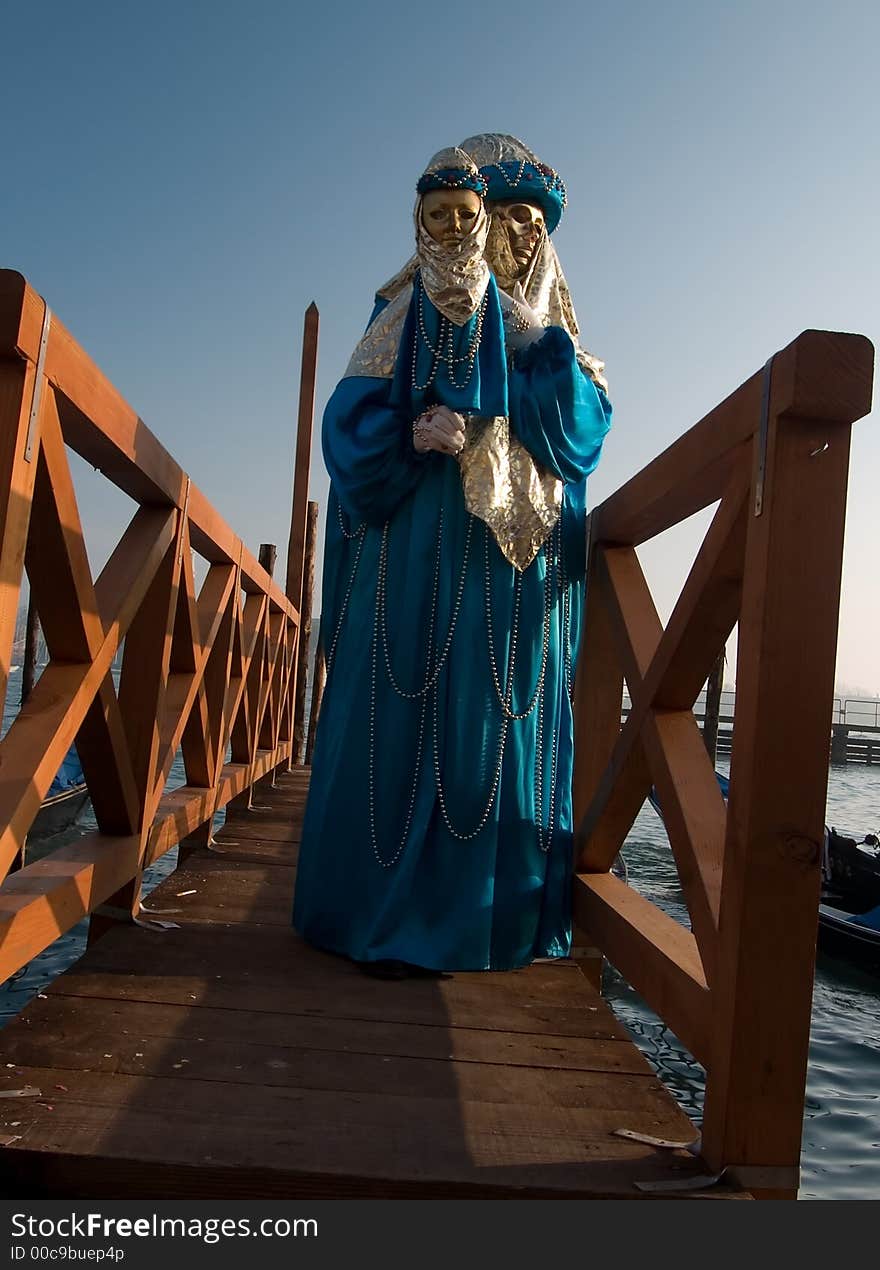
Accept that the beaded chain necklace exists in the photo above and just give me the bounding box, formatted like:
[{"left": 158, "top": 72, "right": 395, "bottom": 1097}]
[
  {"left": 325, "top": 501, "right": 576, "bottom": 862},
  {"left": 367, "top": 511, "right": 576, "bottom": 856},
  {"left": 410, "top": 273, "right": 489, "bottom": 392},
  {"left": 324, "top": 500, "right": 367, "bottom": 675}
]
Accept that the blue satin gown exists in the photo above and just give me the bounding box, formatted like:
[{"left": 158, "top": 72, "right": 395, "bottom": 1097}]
[{"left": 293, "top": 288, "right": 611, "bottom": 971}]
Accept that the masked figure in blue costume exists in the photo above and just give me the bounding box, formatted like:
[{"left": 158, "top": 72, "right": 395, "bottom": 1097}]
[{"left": 293, "top": 138, "right": 611, "bottom": 977}]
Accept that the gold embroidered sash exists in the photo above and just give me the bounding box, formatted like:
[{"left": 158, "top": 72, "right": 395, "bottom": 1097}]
[{"left": 459, "top": 416, "right": 561, "bottom": 571}]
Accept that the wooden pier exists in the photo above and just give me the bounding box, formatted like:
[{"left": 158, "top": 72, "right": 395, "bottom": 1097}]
[
  {"left": 0, "top": 768, "right": 744, "bottom": 1200},
  {"left": 702, "top": 720, "right": 879, "bottom": 765},
  {"left": 0, "top": 269, "right": 873, "bottom": 1200},
  {"left": 830, "top": 723, "right": 880, "bottom": 765}
]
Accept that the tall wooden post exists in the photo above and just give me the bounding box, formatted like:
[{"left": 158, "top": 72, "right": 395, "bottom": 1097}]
[
  {"left": 305, "top": 641, "right": 326, "bottom": 765},
  {"left": 258, "top": 542, "right": 277, "bottom": 580},
  {"left": 829, "top": 724, "right": 849, "bottom": 765},
  {"left": 285, "top": 303, "right": 318, "bottom": 772},
  {"left": 286, "top": 304, "right": 318, "bottom": 610},
  {"left": 0, "top": 276, "right": 44, "bottom": 729},
  {"left": 1, "top": 281, "right": 49, "bottom": 880}
]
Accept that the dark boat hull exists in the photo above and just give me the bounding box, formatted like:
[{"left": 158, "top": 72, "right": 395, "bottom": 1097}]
[
  {"left": 651, "top": 778, "right": 880, "bottom": 969},
  {"left": 27, "top": 784, "right": 91, "bottom": 843},
  {"left": 825, "top": 829, "right": 880, "bottom": 909},
  {"left": 817, "top": 901, "right": 880, "bottom": 971}
]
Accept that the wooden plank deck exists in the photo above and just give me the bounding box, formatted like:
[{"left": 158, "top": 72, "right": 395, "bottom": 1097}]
[{"left": 0, "top": 768, "right": 746, "bottom": 1199}]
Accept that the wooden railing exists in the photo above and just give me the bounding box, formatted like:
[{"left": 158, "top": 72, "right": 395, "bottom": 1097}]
[
  {"left": 572, "top": 328, "right": 874, "bottom": 1195},
  {"left": 0, "top": 270, "right": 303, "bottom": 983},
  {"left": 2, "top": 267, "right": 874, "bottom": 1194}
]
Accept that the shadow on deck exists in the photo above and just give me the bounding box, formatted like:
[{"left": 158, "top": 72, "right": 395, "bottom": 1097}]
[{"left": 0, "top": 770, "right": 746, "bottom": 1200}]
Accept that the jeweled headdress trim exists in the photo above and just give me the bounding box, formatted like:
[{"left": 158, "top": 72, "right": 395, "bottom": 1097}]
[
  {"left": 481, "top": 160, "right": 567, "bottom": 232},
  {"left": 416, "top": 167, "right": 489, "bottom": 197}
]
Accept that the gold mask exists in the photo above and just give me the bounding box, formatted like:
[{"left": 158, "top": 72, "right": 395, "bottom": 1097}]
[
  {"left": 421, "top": 189, "right": 483, "bottom": 248},
  {"left": 487, "top": 200, "right": 546, "bottom": 282}
]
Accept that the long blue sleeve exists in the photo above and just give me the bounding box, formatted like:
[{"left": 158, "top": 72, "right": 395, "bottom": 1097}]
[
  {"left": 322, "top": 375, "right": 428, "bottom": 525},
  {"left": 508, "top": 326, "right": 611, "bottom": 485}
]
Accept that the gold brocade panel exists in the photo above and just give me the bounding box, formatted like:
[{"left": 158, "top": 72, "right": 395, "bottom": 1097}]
[{"left": 459, "top": 416, "right": 562, "bottom": 571}]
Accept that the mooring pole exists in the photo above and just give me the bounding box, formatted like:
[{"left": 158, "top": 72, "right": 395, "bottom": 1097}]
[
  {"left": 703, "top": 649, "right": 725, "bottom": 764},
  {"left": 258, "top": 543, "right": 277, "bottom": 579},
  {"left": 293, "top": 501, "right": 318, "bottom": 763},
  {"left": 286, "top": 303, "right": 319, "bottom": 610},
  {"left": 305, "top": 641, "right": 326, "bottom": 766},
  {"left": 285, "top": 303, "right": 319, "bottom": 768}
]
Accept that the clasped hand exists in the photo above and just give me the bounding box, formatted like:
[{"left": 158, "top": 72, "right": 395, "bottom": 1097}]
[{"left": 412, "top": 405, "right": 466, "bottom": 456}]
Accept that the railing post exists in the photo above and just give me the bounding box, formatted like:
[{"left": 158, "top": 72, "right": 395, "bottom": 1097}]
[
  {"left": 829, "top": 724, "right": 849, "bottom": 765},
  {"left": 257, "top": 542, "right": 280, "bottom": 790},
  {"left": 0, "top": 270, "right": 307, "bottom": 981},
  {"left": 258, "top": 542, "right": 277, "bottom": 579},
  {"left": 0, "top": 274, "right": 43, "bottom": 726},
  {"left": 702, "top": 331, "right": 873, "bottom": 1196},
  {"left": 572, "top": 526, "right": 626, "bottom": 846},
  {"left": 570, "top": 523, "right": 626, "bottom": 987},
  {"left": 89, "top": 512, "right": 181, "bottom": 943}
]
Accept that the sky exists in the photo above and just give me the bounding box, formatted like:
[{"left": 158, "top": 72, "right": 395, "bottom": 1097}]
[{"left": 2, "top": 0, "right": 877, "bottom": 695}]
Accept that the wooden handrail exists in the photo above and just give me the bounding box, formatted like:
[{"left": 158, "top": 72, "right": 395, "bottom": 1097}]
[
  {"left": 572, "top": 328, "right": 874, "bottom": 1196},
  {"left": 2, "top": 267, "right": 874, "bottom": 1196},
  {"left": 0, "top": 270, "right": 303, "bottom": 983}
]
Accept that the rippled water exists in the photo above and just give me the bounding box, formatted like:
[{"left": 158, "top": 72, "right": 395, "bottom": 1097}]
[
  {"left": 2, "top": 665, "right": 878, "bottom": 1199},
  {"left": 604, "top": 758, "right": 880, "bottom": 1200}
]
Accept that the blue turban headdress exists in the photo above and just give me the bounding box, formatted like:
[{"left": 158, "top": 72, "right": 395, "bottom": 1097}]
[{"left": 458, "top": 134, "right": 568, "bottom": 233}]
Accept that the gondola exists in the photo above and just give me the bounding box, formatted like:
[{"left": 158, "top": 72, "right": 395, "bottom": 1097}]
[
  {"left": 25, "top": 749, "right": 90, "bottom": 851},
  {"left": 819, "top": 827, "right": 880, "bottom": 968},
  {"left": 822, "top": 827, "right": 880, "bottom": 908},
  {"left": 816, "top": 898, "right": 880, "bottom": 968},
  {"left": 29, "top": 783, "right": 90, "bottom": 842},
  {"left": 646, "top": 777, "right": 880, "bottom": 970}
]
